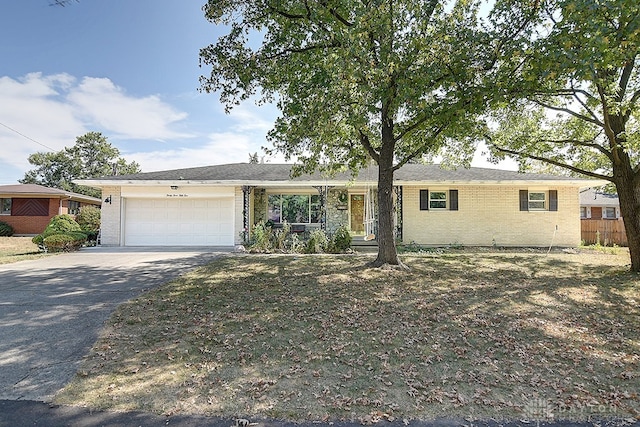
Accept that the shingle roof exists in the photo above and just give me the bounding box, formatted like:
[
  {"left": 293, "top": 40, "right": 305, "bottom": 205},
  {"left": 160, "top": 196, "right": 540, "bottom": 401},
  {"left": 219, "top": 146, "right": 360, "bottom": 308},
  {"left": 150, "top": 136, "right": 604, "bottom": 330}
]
[
  {"left": 84, "top": 162, "right": 588, "bottom": 184},
  {"left": 579, "top": 188, "right": 619, "bottom": 206},
  {"left": 0, "top": 183, "right": 101, "bottom": 203}
]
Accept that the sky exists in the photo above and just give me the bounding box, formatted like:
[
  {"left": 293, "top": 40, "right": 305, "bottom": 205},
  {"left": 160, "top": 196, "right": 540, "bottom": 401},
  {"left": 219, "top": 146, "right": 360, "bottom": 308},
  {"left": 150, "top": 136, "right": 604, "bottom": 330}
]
[{"left": 0, "top": 0, "right": 514, "bottom": 185}]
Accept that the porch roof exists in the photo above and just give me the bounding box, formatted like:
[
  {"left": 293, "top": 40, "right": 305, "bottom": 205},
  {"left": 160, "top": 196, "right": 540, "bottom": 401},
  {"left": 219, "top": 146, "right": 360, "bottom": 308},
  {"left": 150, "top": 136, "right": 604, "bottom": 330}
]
[{"left": 77, "top": 163, "right": 602, "bottom": 188}]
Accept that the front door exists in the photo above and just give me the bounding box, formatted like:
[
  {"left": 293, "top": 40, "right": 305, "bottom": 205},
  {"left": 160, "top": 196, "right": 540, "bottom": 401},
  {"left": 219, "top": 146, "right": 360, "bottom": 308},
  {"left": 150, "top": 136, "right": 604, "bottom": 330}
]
[{"left": 350, "top": 194, "right": 365, "bottom": 234}]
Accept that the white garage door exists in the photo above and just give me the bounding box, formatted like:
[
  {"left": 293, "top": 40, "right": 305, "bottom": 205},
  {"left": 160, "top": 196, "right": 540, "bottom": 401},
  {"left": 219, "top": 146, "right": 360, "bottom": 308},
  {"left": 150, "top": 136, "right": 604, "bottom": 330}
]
[{"left": 124, "top": 198, "right": 234, "bottom": 246}]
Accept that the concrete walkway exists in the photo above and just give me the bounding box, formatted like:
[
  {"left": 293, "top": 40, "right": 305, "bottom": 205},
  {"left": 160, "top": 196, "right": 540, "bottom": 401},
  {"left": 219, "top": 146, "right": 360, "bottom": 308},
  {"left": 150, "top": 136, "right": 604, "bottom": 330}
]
[{"left": 0, "top": 246, "right": 227, "bottom": 402}]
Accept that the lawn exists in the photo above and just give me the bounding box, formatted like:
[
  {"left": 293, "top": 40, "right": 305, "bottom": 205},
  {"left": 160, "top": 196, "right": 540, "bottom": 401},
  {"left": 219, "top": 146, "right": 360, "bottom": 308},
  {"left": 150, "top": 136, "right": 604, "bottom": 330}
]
[
  {"left": 55, "top": 249, "right": 640, "bottom": 423},
  {"left": 0, "top": 236, "right": 49, "bottom": 264}
]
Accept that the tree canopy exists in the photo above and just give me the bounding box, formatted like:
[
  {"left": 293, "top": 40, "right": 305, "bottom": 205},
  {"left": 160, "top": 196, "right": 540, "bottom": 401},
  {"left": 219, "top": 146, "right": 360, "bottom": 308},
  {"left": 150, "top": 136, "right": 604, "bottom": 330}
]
[
  {"left": 487, "top": 0, "right": 640, "bottom": 270},
  {"left": 21, "top": 132, "right": 141, "bottom": 198},
  {"left": 200, "top": 0, "right": 533, "bottom": 266}
]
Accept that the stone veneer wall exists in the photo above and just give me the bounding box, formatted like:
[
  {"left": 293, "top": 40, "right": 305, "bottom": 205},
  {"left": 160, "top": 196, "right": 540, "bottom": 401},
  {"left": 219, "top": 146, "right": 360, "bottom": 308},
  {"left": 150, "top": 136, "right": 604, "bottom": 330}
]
[
  {"left": 252, "top": 188, "right": 267, "bottom": 224},
  {"left": 326, "top": 189, "right": 349, "bottom": 234}
]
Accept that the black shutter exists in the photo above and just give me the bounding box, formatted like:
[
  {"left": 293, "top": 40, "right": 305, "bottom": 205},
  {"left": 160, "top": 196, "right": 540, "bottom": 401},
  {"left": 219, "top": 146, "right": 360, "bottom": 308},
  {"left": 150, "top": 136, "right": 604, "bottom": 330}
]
[
  {"left": 449, "top": 189, "right": 458, "bottom": 211},
  {"left": 549, "top": 190, "right": 558, "bottom": 211},
  {"left": 420, "top": 189, "right": 429, "bottom": 210},
  {"left": 519, "top": 190, "right": 529, "bottom": 211}
]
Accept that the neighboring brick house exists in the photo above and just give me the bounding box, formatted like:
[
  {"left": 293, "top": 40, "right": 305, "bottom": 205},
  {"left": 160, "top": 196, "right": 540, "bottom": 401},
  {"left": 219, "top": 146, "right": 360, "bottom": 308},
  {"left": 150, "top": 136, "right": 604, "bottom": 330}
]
[
  {"left": 579, "top": 187, "right": 621, "bottom": 220},
  {"left": 0, "top": 184, "right": 102, "bottom": 235},
  {"left": 78, "top": 163, "right": 600, "bottom": 248}
]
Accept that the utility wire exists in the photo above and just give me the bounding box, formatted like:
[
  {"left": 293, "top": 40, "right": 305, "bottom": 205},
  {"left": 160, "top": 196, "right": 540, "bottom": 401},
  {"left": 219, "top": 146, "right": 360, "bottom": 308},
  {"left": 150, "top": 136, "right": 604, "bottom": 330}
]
[{"left": 0, "top": 121, "right": 57, "bottom": 151}]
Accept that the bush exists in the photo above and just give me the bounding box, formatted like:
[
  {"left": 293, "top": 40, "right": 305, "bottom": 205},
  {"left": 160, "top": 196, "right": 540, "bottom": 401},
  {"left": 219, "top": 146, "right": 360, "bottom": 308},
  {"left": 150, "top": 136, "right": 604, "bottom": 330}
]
[
  {"left": 33, "top": 215, "right": 85, "bottom": 252},
  {"left": 43, "top": 233, "right": 85, "bottom": 253},
  {"left": 249, "top": 221, "right": 273, "bottom": 252},
  {"left": 329, "top": 225, "right": 352, "bottom": 253},
  {"left": 75, "top": 205, "right": 101, "bottom": 231},
  {"left": 0, "top": 221, "right": 14, "bottom": 237},
  {"left": 45, "top": 214, "right": 82, "bottom": 234},
  {"left": 273, "top": 221, "right": 291, "bottom": 251},
  {"left": 305, "top": 229, "right": 329, "bottom": 254}
]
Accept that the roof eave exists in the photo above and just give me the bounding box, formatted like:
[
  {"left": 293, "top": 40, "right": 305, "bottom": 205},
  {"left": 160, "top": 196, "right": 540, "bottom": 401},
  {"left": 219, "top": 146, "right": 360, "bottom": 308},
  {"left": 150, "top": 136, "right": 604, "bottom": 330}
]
[{"left": 77, "top": 178, "right": 602, "bottom": 187}]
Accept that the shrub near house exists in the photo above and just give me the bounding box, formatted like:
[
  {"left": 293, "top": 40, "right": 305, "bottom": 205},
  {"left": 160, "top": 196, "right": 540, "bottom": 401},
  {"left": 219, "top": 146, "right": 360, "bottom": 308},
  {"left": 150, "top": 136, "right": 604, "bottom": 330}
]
[
  {"left": 0, "top": 221, "right": 14, "bottom": 237},
  {"left": 32, "top": 214, "right": 88, "bottom": 252}
]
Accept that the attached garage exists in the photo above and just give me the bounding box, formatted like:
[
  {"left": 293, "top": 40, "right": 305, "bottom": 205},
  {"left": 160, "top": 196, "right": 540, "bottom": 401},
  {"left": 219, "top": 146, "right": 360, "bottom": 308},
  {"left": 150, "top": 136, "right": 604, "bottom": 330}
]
[{"left": 123, "top": 197, "right": 235, "bottom": 246}]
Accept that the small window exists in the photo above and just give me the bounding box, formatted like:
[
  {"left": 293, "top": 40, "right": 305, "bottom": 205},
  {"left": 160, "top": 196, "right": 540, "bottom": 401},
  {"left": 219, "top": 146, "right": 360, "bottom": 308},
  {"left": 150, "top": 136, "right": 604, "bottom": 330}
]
[
  {"left": 0, "top": 198, "right": 11, "bottom": 215},
  {"left": 528, "top": 192, "right": 546, "bottom": 210},
  {"left": 580, "top": 207, "right": 588, "bottom": 219},
  {"left": 429, "top": 191, "right": 447, "bottom": 209},
  {"left": 68, "top": 200, "right": 80, "bottom": 215},
  {"left": 603, "top": 207, "right": 616, "bottom": 219}
]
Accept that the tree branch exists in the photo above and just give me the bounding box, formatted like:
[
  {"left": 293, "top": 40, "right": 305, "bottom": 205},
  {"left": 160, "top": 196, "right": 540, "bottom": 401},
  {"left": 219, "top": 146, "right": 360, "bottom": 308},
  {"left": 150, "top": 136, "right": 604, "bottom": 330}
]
[
  {"left": 618, "top": 55, "right": 637, "bottom": 101},
  {"left": 318, "top": 0, "right": 354, "bottom": 26},
  {"left": 490, "top": 144, "right": 612, "bottom": 181},
  {"left": 539, "top": 136, "right": 613, "bottom": 160},
  {"left": 263, "top": 40, "right": 342, "bottom": 60},
  {"left": 533, "top": 99, "right": 604, "bottom": 126},
  {"left": 393, "top": 124, "right": 447, "bottom": 171},
  {"left": 359, "top": 130, "right": 380, "bottom": 163},
  {"left": 624, "top": 87, "right": 640, "bottom": 122}
]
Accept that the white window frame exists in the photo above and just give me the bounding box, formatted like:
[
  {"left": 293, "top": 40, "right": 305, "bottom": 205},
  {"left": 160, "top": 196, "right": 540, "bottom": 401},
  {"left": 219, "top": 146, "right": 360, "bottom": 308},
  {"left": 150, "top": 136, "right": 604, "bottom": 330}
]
[
  {"left": 429, "top": 190, "right": 447, "bottom": 210},
  {"left": 0, "top": 198, "right": 11, "bottom": 215},
  {"left": 602, "top": 207, "right": 617, "bottom": 219},
  {"left": 267, "top": 193, "right": 322, "bottom": 224},
  {"left": 580, "top": 206, "right": 588, "bottom": 219},
  {"left": 528, "top": 191, "right": 546, "bottom": 211}
]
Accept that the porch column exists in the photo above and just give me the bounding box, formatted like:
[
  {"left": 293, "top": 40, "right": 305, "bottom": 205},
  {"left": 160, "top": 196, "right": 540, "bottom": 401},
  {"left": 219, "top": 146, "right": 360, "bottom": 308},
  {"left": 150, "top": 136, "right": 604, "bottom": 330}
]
[
  {"left": 394, "top": 185, "right": 403, "bottom": 241},
  {"left": 241, "top": 185, "right": 254, "bottom": 243},
  {"left": 313, "top": 185, "right": 333, "bottom": 231}
]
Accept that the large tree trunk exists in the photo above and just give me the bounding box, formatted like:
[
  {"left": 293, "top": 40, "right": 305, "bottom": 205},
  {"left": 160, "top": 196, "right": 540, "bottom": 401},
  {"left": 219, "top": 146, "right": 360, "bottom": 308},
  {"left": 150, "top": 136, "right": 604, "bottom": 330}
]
[
  {"left": 614, "top": 166, "right": 640, "bottom": 272},
  {"left": 370, "top": 116, "right": 405, "bottom": 268},
  {"left": 371, "top": 162, "right": 403, "bottom": 267}
]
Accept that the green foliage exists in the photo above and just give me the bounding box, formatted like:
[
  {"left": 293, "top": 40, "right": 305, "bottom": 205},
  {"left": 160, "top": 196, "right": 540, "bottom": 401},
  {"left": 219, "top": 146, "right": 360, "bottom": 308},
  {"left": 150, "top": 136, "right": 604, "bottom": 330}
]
[
  {"left": 33, "top": 215, "right": 85, "bottom": 252},
  {"left": 20, "top": 132, "right": 141, "bottom": 198},
  {"left": 200, "top": 0, "right": 525, "bottom": 265},
  {"left": 0, "top": 221, "right": 14, "bottom": 237},
  {"left": 45, "top": 214, "right": 81, "bottom": 234},
  {"left": 273, "top": 221, "right": 291, "bottom": 251},
  {"left": 75, "top": 205, "right": 101, "bottom": 231},
  {"left": 485, "top": 0, "right": 640, "bottom": 270},
  {"left": 42, "top": 233, "right": 86, "bottom": 253},
  {"left": 249, "top": 221, "right": 274, "bottom": 252},
  {"left": 329, "top": 225, "right": 352, "bottom": 253},
  {"left": 305, "top": 229, "right": 329, "bottom": 254}
]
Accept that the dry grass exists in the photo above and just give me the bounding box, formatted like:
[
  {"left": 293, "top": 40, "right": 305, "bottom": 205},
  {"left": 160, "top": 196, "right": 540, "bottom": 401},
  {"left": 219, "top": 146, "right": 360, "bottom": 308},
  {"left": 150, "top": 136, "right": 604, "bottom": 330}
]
[
  {"left": 0, "top": 236, "right": 50, "bottom": 264},
  {"left": 55, "top": 249, "right": 640, "bottom": 423}
]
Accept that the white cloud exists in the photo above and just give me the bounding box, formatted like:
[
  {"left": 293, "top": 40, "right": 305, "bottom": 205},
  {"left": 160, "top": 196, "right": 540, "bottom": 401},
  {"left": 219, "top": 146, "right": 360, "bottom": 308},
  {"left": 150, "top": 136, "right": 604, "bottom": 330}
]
[
  {"left": 127, "top": 131, "right": 286, "bottom": 173},
  {"left": 0, "top": 73, "right": 193, "bottom": 183},
  {"left": 67, "top": 77, "right": 192, "bottom": 140}
]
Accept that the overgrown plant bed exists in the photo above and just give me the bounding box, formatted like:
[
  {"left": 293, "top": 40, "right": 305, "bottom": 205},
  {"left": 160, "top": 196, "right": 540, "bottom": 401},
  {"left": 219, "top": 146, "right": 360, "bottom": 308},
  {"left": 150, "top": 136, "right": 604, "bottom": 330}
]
[{"left": 56, "top": 250, "right": 640, "bottom": 422}]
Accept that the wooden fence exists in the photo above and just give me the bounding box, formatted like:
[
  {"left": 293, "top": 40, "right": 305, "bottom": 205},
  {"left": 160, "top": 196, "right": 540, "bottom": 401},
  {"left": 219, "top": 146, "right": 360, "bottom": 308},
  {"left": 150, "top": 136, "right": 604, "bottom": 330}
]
[{"left": 581, "top": 219, "right": 628, "bottom": 246}]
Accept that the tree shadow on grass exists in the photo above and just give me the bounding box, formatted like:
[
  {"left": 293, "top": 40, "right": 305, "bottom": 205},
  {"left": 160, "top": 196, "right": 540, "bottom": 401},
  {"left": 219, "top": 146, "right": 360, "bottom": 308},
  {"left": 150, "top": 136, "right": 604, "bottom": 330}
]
[{"left": 53, "top": 253, "right": 640, "bottom": 421}]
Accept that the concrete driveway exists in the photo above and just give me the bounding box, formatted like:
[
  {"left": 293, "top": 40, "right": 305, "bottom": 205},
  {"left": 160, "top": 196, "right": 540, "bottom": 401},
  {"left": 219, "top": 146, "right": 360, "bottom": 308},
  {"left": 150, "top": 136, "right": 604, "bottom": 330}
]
[{"left": 0, "top": 246, "right": 228, "bottom": 402}]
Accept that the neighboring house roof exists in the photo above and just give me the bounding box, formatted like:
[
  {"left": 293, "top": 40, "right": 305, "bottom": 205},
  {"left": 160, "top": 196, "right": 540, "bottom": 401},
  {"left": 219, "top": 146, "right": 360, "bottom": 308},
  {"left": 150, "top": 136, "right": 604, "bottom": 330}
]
[
  {"left": 78, "top": 163, "right": 601, "bottom": 187},
  {"left": 0, "top": 184, "right": 101, "bottom": 204},
  {"left": 579, "top": 187, "right": 620, "bottom": 207}
]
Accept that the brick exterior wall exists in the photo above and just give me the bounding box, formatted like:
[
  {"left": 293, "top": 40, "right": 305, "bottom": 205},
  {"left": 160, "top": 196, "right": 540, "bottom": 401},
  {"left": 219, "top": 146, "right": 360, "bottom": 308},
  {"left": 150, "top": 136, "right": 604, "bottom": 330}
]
[
  {"left": 97, "top": 184, "right": 581, "bottom": 247},
  {"left": 234, "top": 187, "right": 244, "bottom": 245},
  {"left": 99, "top": 186, "right": 121, "bottom": 245},
  {"left": 0, "top": 198, "right": 59, "bottom": 235},
  {"left": 402, "top": 185, "right": 581, "bottom": 247}
]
